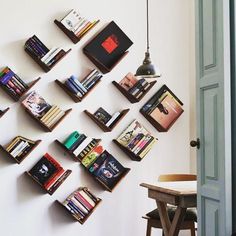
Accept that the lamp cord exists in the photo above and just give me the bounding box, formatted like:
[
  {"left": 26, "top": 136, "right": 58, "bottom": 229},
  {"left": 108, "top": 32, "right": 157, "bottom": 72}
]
[{"left": 146, "top": 0, "right": 150, "bottom": 53}]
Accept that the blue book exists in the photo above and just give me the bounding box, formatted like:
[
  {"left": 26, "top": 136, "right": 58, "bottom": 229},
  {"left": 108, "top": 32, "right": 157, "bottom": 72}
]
[
  {"left": 68, "top": 78, "right": 86, "bottom": 95},
  {"left": 65, "top": 80, "right": 80, "bottom": 95},
  {"left": 0, "top": 70, "right": 14, "bottom": 85},
  {"left": 70, "top": 75, "right": 87, "bottom": 93},
  {"left": 85, "top": 75, "right": 102, "bottom": 90}
]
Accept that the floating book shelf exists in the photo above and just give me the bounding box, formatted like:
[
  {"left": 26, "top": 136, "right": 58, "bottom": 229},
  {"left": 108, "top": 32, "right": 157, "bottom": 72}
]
[
  {"left": 56, "top": 131, "right": 130, "bottom": 192},
  {"left": 113, "top": 120, "right": 158, "bottom": 161},
  {"left": 26, "top": 153, "right": 72, "bottom": 195},
  {"left": 140, "top": 85, "right": 184, "bottom": 132},
  {"left": 26, "top": 170, "right": 71, "bottom": 195},
  {"left": 84, "top": 108, "right": 129, "bottom": 132},
  {"left": 24, "top": 108, "right": 72, "bottom": 132},
  {"left": 55, "top": 70, "right": 102, "bottom": 103},
  {"left": 0, "top": 67, "right": 40, "bottom": 102},
  {"left": 56, "top": 187, "right": 101, "bottom": 224},
  {"left": 0, "top": 138, "right": 41, "bottom": 164},
  {"left": 0, "top": 107, "right": 9, "bottom": 119},
  {"left": 54, "top": 139, "right": 101, "bottom": 162},
  {"left": 24, "top": 35, "right": 71, "bottom": 72},
  {"left": 54, "top": 20, "right": 100, "bottom": 44},
  {"left": 112, "top": 80, "right": 157, "bottom": 104},
  {"left": 83, "top": 21, "right": 133, "bottom": 73}
]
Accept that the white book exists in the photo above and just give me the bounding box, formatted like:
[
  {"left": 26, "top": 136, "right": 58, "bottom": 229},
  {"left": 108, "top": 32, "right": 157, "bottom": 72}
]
[
  {"left": 71, "top": 197, "right": 89, "bottom": 214},
  {"left": 70, "top": 76, "right": 87, "bottom": 93},
  {"left": 44, "top": 108, "right": 61, "bottom": 126},
  {"left": 10, "top": 141, "right": 25, "bottom": 157},
  {"left": 47, "top": 110, "right": 65, "bottom": 128},
  {"left": 106, "top": 112, "right": 121, "bottom": 127},
  {"left": 14, "top": 142, "right": 30, "bottom": 157},
  {"left": 61, "top": 9, "right": 81, "bottom": 31},
  {"left": 81, "top": 69, "right": 98, "bottom": 84},
  {"left": 44, "top": 48, "right": 62, "bottom": 65},
  {"left": 41, "top": 47, "right": 58, "bottom": 62},
  {"left": 73, "top": 137, "right": 92, "bottom": 156},
  {"left": 71, "top": 16, "right": 84, "bottom": 32},
  {"left": 83, "top": 73, "right": 100, "bottom": 87},
  {"left": 77, "top": 190, "right": 96, "bottom": 207},
  {"left": 73, "top": 17, "right": 87, "bottom": 33}
]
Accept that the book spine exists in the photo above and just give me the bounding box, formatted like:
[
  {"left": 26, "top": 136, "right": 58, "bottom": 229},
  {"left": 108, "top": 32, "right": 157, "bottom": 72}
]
[
  {"left": 69, "top": 134, "right": 87, "bottom": 151},
  {"left": 106, "top": 112, "right": 121, "bottom": 127},
  {"left": 84, "top": 75, "right": 102, "bottom": 90},
  {"left": 139, "top": 139, "right": 157, "bottom": 158},
  {"left": 70, "top": 75, "right": 87, "bottom": 93},
  {"left": 65, "top": 80, "right": 83, "bottom": 97},
  {"left": 47, "top": 50, "right": 66, "bottom": 67},
  {"left": 68, "top": 78, "right": 86, "bottom": 95},
  {"left": 46, "top": 110, "right": 65, "bottom": 128}
]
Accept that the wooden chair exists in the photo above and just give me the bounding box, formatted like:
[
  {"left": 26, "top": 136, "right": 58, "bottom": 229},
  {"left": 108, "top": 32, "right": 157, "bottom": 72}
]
[{"left": 143, "top": 174, "right": 197, "bottom": 236}]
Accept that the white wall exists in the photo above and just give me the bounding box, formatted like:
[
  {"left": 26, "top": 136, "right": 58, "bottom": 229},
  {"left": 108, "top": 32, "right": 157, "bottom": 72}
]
[{"left": 0, "top": 0, "right": 195, "bottom": 236}]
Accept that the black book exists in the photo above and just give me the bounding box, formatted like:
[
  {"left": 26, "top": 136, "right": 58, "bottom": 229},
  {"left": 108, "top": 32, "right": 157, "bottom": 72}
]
[
  {"left": 29, "top": 156, "right": 58, "bottom": 185},
  {"left": 94, "top": 107, "right": 112, "bottom": 125},
  {"left": 94, "top": 152, "right": 126, "bottom": 189},
  {"left": 69, "top": 134, "right": 87, "bottom": 151},
  {"left": 83, "top": 21, "right": 133, "bottom": 69}
]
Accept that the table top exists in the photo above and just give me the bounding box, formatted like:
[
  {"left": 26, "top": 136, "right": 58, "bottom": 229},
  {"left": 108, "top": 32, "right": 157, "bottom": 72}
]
[{"left": 140, "top": 181, "right": 197, "bottom": 196}]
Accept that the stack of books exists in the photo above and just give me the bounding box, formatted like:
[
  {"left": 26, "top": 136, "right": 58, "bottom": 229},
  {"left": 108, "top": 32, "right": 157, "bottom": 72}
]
[
  {"left": 63, "top": 131, "right": 100, "bottom": 161},
  {"left": 24, "top": 35, "right": 66, "bottom": 68},
  {"left": 22, "top": 91, "right": 66, "bottom": 129},
  {"left": 62, "top": 187, "right": 100, "bottom": 221},
  {"left": 63, "top": 131, "right": 127, "bottom": 190},
  {"left": 116, "top": 120, "right": 157, "bottom": 159},
  {"left": 60, "top": 9, "right": 99, "bottom": 39},
  {"left": 119, "top": 72, "right": 156, "bottom": 99},
  {"left": 0, "top": 67, "right": 29, "bottom": 100},
  {"left": 29, "top": 153, "right": 71, "bottom": 194},
  {"left": 65, "top": 69, "right": 102, "bottom": 98},
  {"left": 140, "top": 85, "right": 184, "bottom": 131},
  {"left": 93, "top": 107, "right": 122, "bottom": 128},
  {"left": 4, "top": 136, "right": 37, "bottom": 163}
]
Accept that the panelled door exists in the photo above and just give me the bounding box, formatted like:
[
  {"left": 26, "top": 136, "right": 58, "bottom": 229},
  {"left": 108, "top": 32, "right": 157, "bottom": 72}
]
[{"left": 195, "top": 0, "right": 232, "bottom": 235}]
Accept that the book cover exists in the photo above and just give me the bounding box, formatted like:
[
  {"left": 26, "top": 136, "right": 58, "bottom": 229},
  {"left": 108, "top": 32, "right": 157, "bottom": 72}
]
[
  {"left": 94, "top": 107, "right": 112, "bottom": 124},
  {"left": 119, "top": 72, "right": 138, "bottom": 91},
  {"left": 95, "top": 153, "right": 126, "bottom": 189},
  {"left": 29, "top": 155, "right": 61, "bottom": 185},
  {"left": 83, "top": 21, "right": 133, "bottom": 69},
  {"left": 21, "top": 91, "right": 51, "bottom": 118},
  {"left": 116, "top": 120, "right": 148, "bottom": 147},
  {"left": 149, "top": 91, "right": 184, "bottom": 130},
  {"left": 81, "top": 145, "right": 104, "bottom": 168}
]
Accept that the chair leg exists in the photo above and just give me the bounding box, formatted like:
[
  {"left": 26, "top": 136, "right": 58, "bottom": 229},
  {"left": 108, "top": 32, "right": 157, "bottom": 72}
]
[
  {"left": 190, "top": 222, "right": 196, "bottom": 236},
  {"left": 146, "top": 221, "right": 152, "bottom": 236}
]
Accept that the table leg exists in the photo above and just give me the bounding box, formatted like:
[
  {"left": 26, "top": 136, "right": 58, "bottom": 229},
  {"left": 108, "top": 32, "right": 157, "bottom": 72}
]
[
  {"left": 168, "top": 206, "right": 187, "bottom": 236},
  {"left": 156, "top": 201, "right": 171, "bottom": 236}
]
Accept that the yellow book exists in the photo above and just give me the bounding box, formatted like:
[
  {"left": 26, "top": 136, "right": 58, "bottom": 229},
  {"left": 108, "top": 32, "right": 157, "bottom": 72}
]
[
  {"left": 6, "top": 137, "right": 20, "bottom": 152},
  {"left": 77, "top": 20, "right": 98, "bottom": 38},
  {"left": 44, "top": 108, "right": 62, "bottom": 126},
  {"left": 40, "top": 105, "right": 57, "bottom": 122},
  {"left": 42, "top": 107, "right": 61, "bottom": 124}
]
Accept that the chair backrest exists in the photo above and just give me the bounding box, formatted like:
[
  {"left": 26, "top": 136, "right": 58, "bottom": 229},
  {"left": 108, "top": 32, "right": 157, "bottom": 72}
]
[{"left": 158, "top": 174, "right": 197, "bottom": 182}]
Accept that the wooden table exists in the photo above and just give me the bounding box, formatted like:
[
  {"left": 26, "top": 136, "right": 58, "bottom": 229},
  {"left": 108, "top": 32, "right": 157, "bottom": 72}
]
[{"left": 140, "top": 181, "right": 197, "bottom": 236}]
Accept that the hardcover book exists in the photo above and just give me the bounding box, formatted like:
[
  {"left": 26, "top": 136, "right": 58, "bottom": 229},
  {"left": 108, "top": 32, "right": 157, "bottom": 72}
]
[
  {"left": 22, "top": 91, "right": 51, "bottom": 118},
  {"left": 29, "top": 154, "right": 61, "bottom": 185},
  {"left": 119, "top": 72, "right": 138, "bottom": 91},
  {"left": 94, "top": 107, "right": 112, "bottom": 124},
  {"left": 83, "top": 21, "right": 133, "bottom": 72},
  {"left": 94, "top": 152, "right": 126, "bottom": 189}
]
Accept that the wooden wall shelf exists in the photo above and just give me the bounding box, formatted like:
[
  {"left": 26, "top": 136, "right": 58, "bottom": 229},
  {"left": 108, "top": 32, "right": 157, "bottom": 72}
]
[
  {"left": 56, "top": 187, "right": 102, "bottom": 224},
  {"left": 26, "top": 169, "right": 72, "bottom": 195},
  {"left": 55, "top": 78, "right": 101, "bottom": 103},
  {"left": 0, "top": 107, "right": 10, "bottom": 119},
  {"left": 0, "top": 77, "right": 40, "bottom": 102},
  {"left": 24, "top": 108, "right": 72, "bottom": 132},
  {"left": 25, "top": 48, "right": 71, "bottom": 73},
  {"left": 0, "top": 140, "right": 41, "bottom": 164},
  {"left": 112, "top": 81, "right": 157, "bottom": 103},
  {"left": 54, "top": 20, "right": 100, "bottom": 44},
  {"left": 84, "top": 109, "right": 129, "bottom": 132}
]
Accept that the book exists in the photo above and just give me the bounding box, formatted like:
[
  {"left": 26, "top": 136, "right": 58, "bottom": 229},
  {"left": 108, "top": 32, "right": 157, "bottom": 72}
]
[
  {"left": 149, "top": 91, "right": 184, "bottom": 130},
  {"left": 119, "top": 72, "right": 138, "bottom": 91},
  {"left": 63, "top": 131, "right": 80, "bottom": 149},
  {"left": 83, "top": 21, "right": 133, "bottom": 72},
  {"left": 61, "top": 9, "right": 81, "bottom": 31},
  {"left": 94, "top": 152, "right": 126, "bottom": 189},
  {"left": 69, "top": 75, "right": 87, "bottom": 93},
  {"left": 21, "top": 91, "right": 51, "bottom": 118},
  {"left": 106, "top": 111, "right": 121, "bottom": 127},
  {"left": 69, "top": 134, "right": 87, "bottom": 152},
  {"left": 46, "top": 110, "right": 65, "bottom": 128},
  {"left": 116, "top": 120, "right": 146, "bottom": 147},
  {"left": 81, "top": 145, "right": 104, "bottom": 168},
  {"left": 29, "top": 153, "right": 62, "bottom": 185},
  {"left": 94, "top": 107, "right": 112, "bottom": 125},
  {"left": 73, "top": 137, "right": 93, "bottom": 156}
]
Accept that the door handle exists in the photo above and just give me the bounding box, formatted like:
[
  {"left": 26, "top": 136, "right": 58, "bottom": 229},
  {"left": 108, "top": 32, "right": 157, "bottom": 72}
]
[{"left": 190, "top": 138, "right": 200, "bottom": 149}]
